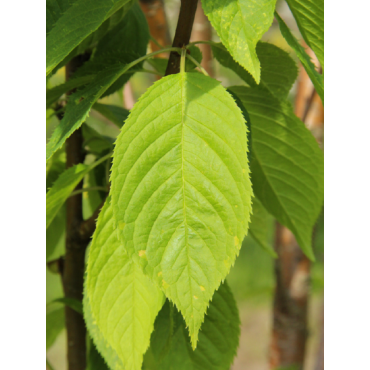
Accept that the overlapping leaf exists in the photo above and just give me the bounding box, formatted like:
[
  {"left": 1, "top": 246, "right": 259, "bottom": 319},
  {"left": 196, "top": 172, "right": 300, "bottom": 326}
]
[
  {"left": 144, "top": 283, "right": 240, "bottom": 370},
  {"left": 249, "top": 198, "right": 276, "bottom": 257},
  {"left": 46, "top": 4, "right": 149, "bottom": 161},
  {"left": 213, "top": 42, "right": 298, "bottom": 100},
  {"left": 46, "top": 0, "right": 135, "bottom": 75},
  {"left": 230, "top": 86, "right": 323, "bottom": 259},
  {"left": 202, "top": 0, "right": 277, "bottom": 83},
  {"left": 275, "top": 12, "right": 323, "bottom": 103},
  {"left": 93, "top": 103, "right": 129, "bottom": 128},
  {"left": 111, "top": 72, "right": 252, "bottom": 347},
  {"left": 286, "top": 0, "right": 324, "bottom": 70},
  {"left": 84, "top": 197, "right": 164, "bottom": 370}
]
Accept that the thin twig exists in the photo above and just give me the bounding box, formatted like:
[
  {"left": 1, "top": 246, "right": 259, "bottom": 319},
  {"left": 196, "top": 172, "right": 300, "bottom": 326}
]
[
  {"left": 69, "top": 186, "right": 108, "bottom": 198},
  {"left": 186, "top": 54, "right": 209, "bottom": 76}
]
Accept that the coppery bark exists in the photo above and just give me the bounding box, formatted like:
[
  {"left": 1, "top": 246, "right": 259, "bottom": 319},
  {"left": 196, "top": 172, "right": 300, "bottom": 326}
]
[
  {"left": 269, "top": 44, "right": 324, "bottom": 370},
  {"left": 269, "top": 224, "right": 310, "bottom": 369},
  {"left": 140, "top": 0, "right": 171, "bottom": 57},
  {"left": 191, "top": 1, "right": 214, "bottom": 76}
]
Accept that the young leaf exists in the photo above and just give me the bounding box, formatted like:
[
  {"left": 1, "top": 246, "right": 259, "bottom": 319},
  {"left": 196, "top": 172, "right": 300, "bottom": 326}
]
[
  {"left": 286, "top": 0, "right": 324, "bottom": 70},
  {"left": 46, "top": 153, "right": 111, "bottom": 228},
  {"left": 230, "top": 87, "right": 323, "bottom": 260},
  {"left": 213, "top": 42, "right": 298, "bottom": 100},
  {"left": 249, "top": 198, "right": 276, "bottom": 258},
  {"left": 111, "top": 72, "right": 253, "bottom": 347},
  {"left": 202, "top": 0, "right": 277, "bottom": 83},
  {"left": 47, "top": 207, "right": 65, "bottom": 261},
  {"left": 49, "top": 297, "right": 83, "bottom": 314},
  {"left": 46, "top": 0, "right": 135, "bottom": 75},
  {"left": 84, "top": 197, "right": 164, "bottom": 370},
  {"left": 275, "top": 12, "right": 324, "bottom": 103},
  {"left": 144, "top": 283, "right": 240, "bottom": 370}
]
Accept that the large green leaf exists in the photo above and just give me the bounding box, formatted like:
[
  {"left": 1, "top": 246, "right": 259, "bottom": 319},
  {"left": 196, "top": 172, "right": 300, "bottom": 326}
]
[
  {"left": 144, "top": 282, "right": 240, "bottom": 370},
  {"left": 202, "top": 0, "right": 277, "bottom": 83},
  {"left": 275, "top": 12, "right": 323, "bottom": 103},
  {"left": 249, "top": 198, "right": 276, "bottom": 257},
  {"left": 230, "top": 86, "right": 323, "bottom": 260},
  {"left": 46, "top": 153, "right": 111, "bottom": 228},
  {"left": 46, "top": 0, "right": 134, "bottom": 75},
  {"left": 84, "top": 197, "right": 164, "bottom": 370},
  {"left": 286, "top": 0, "right": 324, "bottom": 70},
  {"left": 111, "top": 72, "right": 252, "bottom": 347},
  {"left": 213, "top": 42, "right": 298, "bottom": 100}
]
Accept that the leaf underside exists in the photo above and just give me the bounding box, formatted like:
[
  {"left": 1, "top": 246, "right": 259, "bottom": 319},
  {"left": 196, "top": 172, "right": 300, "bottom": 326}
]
[
  {"left": 84, "top": 197, "right": 164, "bottom": 370},
  {"left": 275, "top": 12, "right": 324, "bottom": 103},
  {"left": 213, "top": 42, "right": 298, "bottom": 100},
  {"left": 286, "top": 0, "right": 324, "bottom": 70},
  {"left": 111, "top": 72, "right": 253, "bottom": 348},
  {"left": 230, "top": 86, "right": 323, "bottom": 260},
  {"left": 202, "top": 0, "right": 277, "bottom": 83},
  {"left": 46, "top": 0, "right": 134, "bottom": 75},
  {"left": 144, "top": 282, "right": 240, "bottom": 370}
]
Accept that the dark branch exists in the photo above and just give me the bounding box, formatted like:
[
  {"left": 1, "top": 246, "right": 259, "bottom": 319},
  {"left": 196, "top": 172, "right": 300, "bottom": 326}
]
[
  {"left": 165, "top": 0, "right": 198, "bottom": 75},
  {"left": 62, "top": 54, "right": 90, "bottom": 370}
]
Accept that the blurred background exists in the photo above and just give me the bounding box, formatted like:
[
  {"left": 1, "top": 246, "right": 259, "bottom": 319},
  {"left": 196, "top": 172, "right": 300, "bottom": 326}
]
[{"left": 46, "top": 1, "right": 324, "bottom": 369}]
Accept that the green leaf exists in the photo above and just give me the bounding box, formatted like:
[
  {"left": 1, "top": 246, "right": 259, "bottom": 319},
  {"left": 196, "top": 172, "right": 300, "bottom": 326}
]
[
  {"left": 87, "top": 341, "right": 110, "bottom": 370},
  {"left": 226, "top": 88, "right": 251, "bottom": 151},
  {"left": 144, "top": 283, "right": 240, "bottom": 370},
  {"left": 202, "top": 0, "right": 277, "bottom": 83},
  {"left": 46, "top": 308, "right": 64, "bottom": 349},
  {"left": 46, "top": 3, "right": 149, "bottom": 106},
  {"left": 46, "top": 206, "right": 65, "bottom": 261},
  {"left": 50, "top": 297, "right": 83, "bottom": 314},
  {"left": 46, "top": 0, "right": 135, "bottom": 75},
  {"left": 46, "top": 153, "right": 111, "bottom": 228},
  {"left": 84, "top": 197, "right": 164, "bottom": 370},
  {"left": 286, "top": 0, "right": 324, "bottom": 70},
  {"left": 46, "top": 64, "right": 133, "bottom": 161},
  {"left": 46, "top": 75, "right": 94, "bottom": 109},
  {"left": 82, "top": 124, "right": 114, "bottom": 154},
  {"left": 249, "top": 198, "right": 276, "bottom": 257},
  {"left": 230, "top": 87, "right": 323, "bottom": 260},
  {"left": 275, "top": 12, "right": 323, "bottom": 103},
  {"left": 213, "top": 42, "right": 298, "bottom": 100},
  {"left": 111, "top": 72, "right": 253, "bottom": 347},
  {"left": 93, "top": 103, "right": 129, "bottom": 128}
]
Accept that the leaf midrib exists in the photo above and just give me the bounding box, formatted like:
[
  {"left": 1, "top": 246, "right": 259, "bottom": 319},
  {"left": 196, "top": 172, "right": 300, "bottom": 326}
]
[{"left": 180, "top": 71, "right": 194, "bottom": 338}]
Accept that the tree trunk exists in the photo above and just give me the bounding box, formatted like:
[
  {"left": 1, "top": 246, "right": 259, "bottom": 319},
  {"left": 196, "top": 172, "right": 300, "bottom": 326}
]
[
  {"left": 140, "top": 0, "right": 171, "bottom": 58},
  {"left": 269, "top": 44, "right": 323, "bottom": 370},
  {"left": 165, "top": 0, "right": 199, "bottom": 76},
  {"left": 62, "top": 54, "right": 90, "bottom": 370}
]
